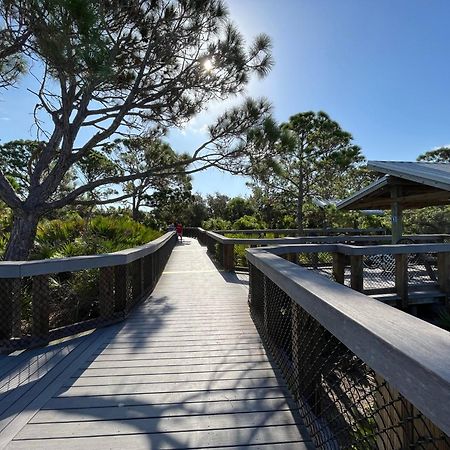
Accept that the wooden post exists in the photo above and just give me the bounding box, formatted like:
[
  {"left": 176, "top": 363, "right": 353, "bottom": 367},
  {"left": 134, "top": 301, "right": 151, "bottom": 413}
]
[
  {"left": 143, "top": 255, "right": 152, "bottom": 292},
  {"left": 99, "top": 266, "right": 114, "bottom": 319},
  {"left": 132, "top": 259, "right": 143, "bottom": 302},
  {"left": 311, "top": 252, "right": 319, "bottom": 269},
  {"left": 10, "top": 279, "right": 21, "bottom": 338},
  {"left": 0, "top": 279, "right": 12, "bottom": 339},
  {"left": 332, "top": 253, "right": 346, "bottom": 284},
  {"left": 223, "top": 243, "right": 235, "bottom": 271},
  {"left": 32, "top": 275, "right": 50, "bottom": 339},
  {"left": 114, "top": 265, "right": 128, "bottom": 313},
  {"left": 395, "top": 254, "right": 409, "bottom": 309},
  {"left": 0, "top": 278, "right": 22, "bottom": 340},
  {"left": 391, "top": 185, "right": 403, "bottom": 244},
  {"left": 350, "top": 255, "right": 364, "bottom": 292},
  {"left": 437, "top": 252, "right": 450, "bottom": 305}
]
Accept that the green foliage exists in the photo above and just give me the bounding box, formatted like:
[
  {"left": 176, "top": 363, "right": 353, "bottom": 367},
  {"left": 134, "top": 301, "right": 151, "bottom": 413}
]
[
  {"left": 225, "top": 197, "right": 256, "bottom": 222},
  {"left": 232, "top": 215, "right": 267, "bottom": 230},
  {"left": 30, "top": 213, "right": 161, "bottom": 260},
  {"left": 403, "top": 206, "right": 450, "bottom": 234},
  {"left": 202, "top": 217, "right": 232, "bottom": 231},
  {"left": 249, "top": 110, "right": 365, "bottom": 230},
  {"left": 417, "top": 147, "right": 450, "bottom": 163}
]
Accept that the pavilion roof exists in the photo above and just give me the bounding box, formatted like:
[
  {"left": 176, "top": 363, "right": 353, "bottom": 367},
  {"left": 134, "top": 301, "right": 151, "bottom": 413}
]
[{"left": 338, "top": 161, "right": 450, "bottom": 210}]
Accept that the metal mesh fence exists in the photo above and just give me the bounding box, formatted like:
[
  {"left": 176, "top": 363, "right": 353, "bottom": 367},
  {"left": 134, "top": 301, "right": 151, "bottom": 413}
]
[
  {"left": 0, "top": 235, "right": 176, "bottom": 354},
  {"left": 248, "top": 262, "right": 450, "bottom": 450}
]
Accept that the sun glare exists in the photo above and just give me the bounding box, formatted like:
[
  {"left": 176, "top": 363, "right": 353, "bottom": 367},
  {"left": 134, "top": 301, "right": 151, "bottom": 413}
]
[{"left": 203, "top": 58, "right": 214, "bottom": 72}]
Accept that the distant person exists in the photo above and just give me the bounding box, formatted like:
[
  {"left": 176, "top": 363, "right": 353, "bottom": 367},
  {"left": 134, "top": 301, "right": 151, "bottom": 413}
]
[{"left": 176, "top": 222, "right": 183, "bottom": 242}]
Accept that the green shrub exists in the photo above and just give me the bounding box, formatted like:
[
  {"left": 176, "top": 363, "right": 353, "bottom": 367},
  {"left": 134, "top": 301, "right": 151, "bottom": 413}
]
[
  {"left": 202, "top": 217, "right": 232, "bottom": 230},
  {"left": 232, "top": 215, "right": 266, "bottom": 230}
]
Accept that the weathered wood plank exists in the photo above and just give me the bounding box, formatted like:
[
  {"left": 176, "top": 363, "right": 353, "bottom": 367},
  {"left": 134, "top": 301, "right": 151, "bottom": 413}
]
[
  {"left": 91, "top": 349, "right": 266, "bottom": 360},
  {"left": 43, "top": 386, "right": 290, "bottom": 410},
  {"left": 16, "top": 411, "right": 299, "bottom": 439},
  {"left": 83, "top": 355, "right": 271, "bottom": 368},
  {"left": 67, "top": 369, "right": 278, "bottom": 386},
  {"left": 8, "top": 425, "right": 312, "bottom": 449},
  {"left": 75, "top": 361, "right": 274, "bottom": 376},
  {"left": 58, "top": 377, "right": 285, "bottom": 397},
  {"left": 32, "top": 397, "right": 293, "bottom": 423}
]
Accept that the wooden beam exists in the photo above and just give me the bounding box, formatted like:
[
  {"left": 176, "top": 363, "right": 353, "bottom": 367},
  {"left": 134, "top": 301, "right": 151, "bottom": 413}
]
[
  {"left": 395, "top": 254, "right": 409, "bottom": 310},
  {"left": 350, "top": 255, "right": 364, "bottom": 292},
  {"left": 391, "top": 185, "right": 403, "bottom": 244}
]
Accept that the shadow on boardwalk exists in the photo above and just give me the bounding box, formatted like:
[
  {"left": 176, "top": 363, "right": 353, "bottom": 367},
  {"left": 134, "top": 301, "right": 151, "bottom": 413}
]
[{"left": 1, "top": 238, "right": 313, "bottom": 449}]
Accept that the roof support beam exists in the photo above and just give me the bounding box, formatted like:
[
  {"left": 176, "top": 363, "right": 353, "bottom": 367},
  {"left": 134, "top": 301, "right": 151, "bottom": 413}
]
[{"left": 391, "top": 185, "right": 403, "bottom": 244}]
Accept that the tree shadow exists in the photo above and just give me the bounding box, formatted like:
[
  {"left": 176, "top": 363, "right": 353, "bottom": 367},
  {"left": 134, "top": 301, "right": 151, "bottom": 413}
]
[{"left": 0, "top": 243, "right": 313, "bottom": 448}]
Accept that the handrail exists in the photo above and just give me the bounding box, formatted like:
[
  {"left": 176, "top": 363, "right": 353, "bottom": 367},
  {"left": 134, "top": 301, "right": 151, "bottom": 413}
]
[
  {"left": 215, "top": 227, "right": 387, "bottom": 235},
  {"left": 203, "top": 230, "right": 448, "bottom": 245},
  {"left": 246, "top": 246, "right": 450, "bottom": 435},
  {"left": 263, "top": 242, "right": 450, "bottom": 256},
  {"left": 0, "top": 231, "right": 176, "bottom": 278}
]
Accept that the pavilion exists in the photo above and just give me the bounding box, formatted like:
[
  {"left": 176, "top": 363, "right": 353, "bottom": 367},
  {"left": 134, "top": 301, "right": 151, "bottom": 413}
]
[{"left": 337, "top": 161, "right": 450, "bottom": 242}]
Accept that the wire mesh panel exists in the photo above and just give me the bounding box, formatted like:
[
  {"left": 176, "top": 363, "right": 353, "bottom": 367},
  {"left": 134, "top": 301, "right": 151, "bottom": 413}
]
[
  {"left": 248, "top": 261, "right": 450, "bottom": 450},
  {"left": 0, "top": 234, "right": 176, "bottom": 354},
  {"left": 362, "top": 253, "right": 396, "bottom": 291}
]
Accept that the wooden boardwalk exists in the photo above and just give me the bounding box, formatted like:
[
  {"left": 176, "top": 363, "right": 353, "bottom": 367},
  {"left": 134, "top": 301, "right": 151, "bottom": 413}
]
[{"left": 0, "top": 238, "right": 313, "bottom": 449}]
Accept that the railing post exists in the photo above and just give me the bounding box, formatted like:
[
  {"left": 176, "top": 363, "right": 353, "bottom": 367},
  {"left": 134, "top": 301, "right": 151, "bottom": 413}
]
[
  {"left": 286, "top": 253, "right": 297, "bottom": 263},
  {"left": 332, "top": 252, "right": 346, "bottom": 284},
  {"left": 223, "top": 243, "right": 235, "bottom": 271},
  {"left": 99, "top": 266, "right": 115, "bottom": 319},
  {"left": 395, "top": 254, "right": 409, "bottom": 309},
  {"left": 132, "top": 258, "right": 143, "bottom": 302},
  {"left": 0, "top": 279, "right": 13, "bottom": 339},
  {"left": 32, "top": 275, "right": 50, "bottom": 340},
  {"left": 311, "top": 252, "right": 318, "bottom": 269},
  {"left": 437, "top": 252, "right": 450, "bottom": 305},
  {"left": 114, "top": 265, "right": 128, "bottom": 313},
  {"left": 350, "top": 255, "right": 364, "bottom": 292}
]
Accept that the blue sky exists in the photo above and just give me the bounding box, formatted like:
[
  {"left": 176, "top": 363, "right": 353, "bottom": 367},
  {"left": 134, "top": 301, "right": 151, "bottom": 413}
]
[{"left": 2, "top": 0, "right": 450, "bottom": 197}]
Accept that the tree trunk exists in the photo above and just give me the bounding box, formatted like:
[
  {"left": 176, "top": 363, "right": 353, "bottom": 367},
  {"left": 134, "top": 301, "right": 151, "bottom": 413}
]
[
  {"left": 296, "top": 185, "right": 304, "bottom": 235},
  {"left": 132, "top": 194, "right": 140, "bottom": 221},
  {"left": 296, "top": 164, "right": 304, "bottom": 234},
  {"left": 4, "top": 214, "right": 40, "bottom": 261}
]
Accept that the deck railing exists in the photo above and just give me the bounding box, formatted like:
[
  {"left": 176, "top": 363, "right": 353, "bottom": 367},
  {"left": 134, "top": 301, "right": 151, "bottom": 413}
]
[
  {"left": 216, "top": 227, "right": 387, "bottom": 237},
  {"left": 247, "top": 246, "right": 450, "bottom": 449},
  {"left": 267, "top": 242, "right": 450, "bottom": 311},
  {"left": 185, "top": 227, "right": 449, "bottom": 272},
  {"left": 0, "top": 232, "right": 177, "bottom": 353}
]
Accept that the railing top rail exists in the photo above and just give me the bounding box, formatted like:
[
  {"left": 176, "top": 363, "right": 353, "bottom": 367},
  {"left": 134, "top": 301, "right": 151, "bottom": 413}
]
[
  {"left": 0, "top": 231, "right": 176, "bottom": 278},
  {"left": 264, "top": 242, "right": 450, "bottom": 256},
  {"left": 214, "top": 227, "right": 387, "bottom": 235},
  {"left": 246, "top": 246, "right": 450, "bottom": 435},
  {"left": 202, "top": 229, "right": 449, "bottom": 246}
]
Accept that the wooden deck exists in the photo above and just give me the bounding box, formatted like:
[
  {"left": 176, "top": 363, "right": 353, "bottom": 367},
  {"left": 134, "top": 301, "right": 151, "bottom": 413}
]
[{"left": 0, "top": 238, "right": 313, "bottom": 449}]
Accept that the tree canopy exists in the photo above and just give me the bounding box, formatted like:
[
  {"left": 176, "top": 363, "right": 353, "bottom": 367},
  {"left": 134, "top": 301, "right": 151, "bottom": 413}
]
[
  {"left": 249, "top": 111, "right": 364, "bottom": 232},
  {"left": 0, "top": 0, "right": 274, "bottom": 259}
]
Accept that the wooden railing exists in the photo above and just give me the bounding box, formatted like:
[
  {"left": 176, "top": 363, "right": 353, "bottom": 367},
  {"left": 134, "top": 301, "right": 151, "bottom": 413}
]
[
  {"left": 246, "top": 245, "right": 450, "bottom": 449},
  {"left": 0, "top": 232, "right": 177, "bottom": 353},
  {"left": 185, "top": 227, "right": 449, "bottom": 272},
  {"left": 265, "top": 242, "right": 450, "bottom": 311},
  {"left": 215, "top": 227, "right": 387, "bottom": 237}
]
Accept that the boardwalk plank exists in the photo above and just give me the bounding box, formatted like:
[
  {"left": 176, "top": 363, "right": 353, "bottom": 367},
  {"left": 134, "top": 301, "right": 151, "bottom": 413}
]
[
  {"left": 43, "top": 387, "right": 290, "bottom": 410},
  {"left": 57, "top": 377, "right": 285, "bottom": 397},
  {"left": 31, "top": 398, "right": 294, "bottom": 423},
  {"left": 8, "top": 425, "right": 311, "bottom": 449},
  {"left": 68, "top": 369, "right": 278, "bottom": 386}
]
